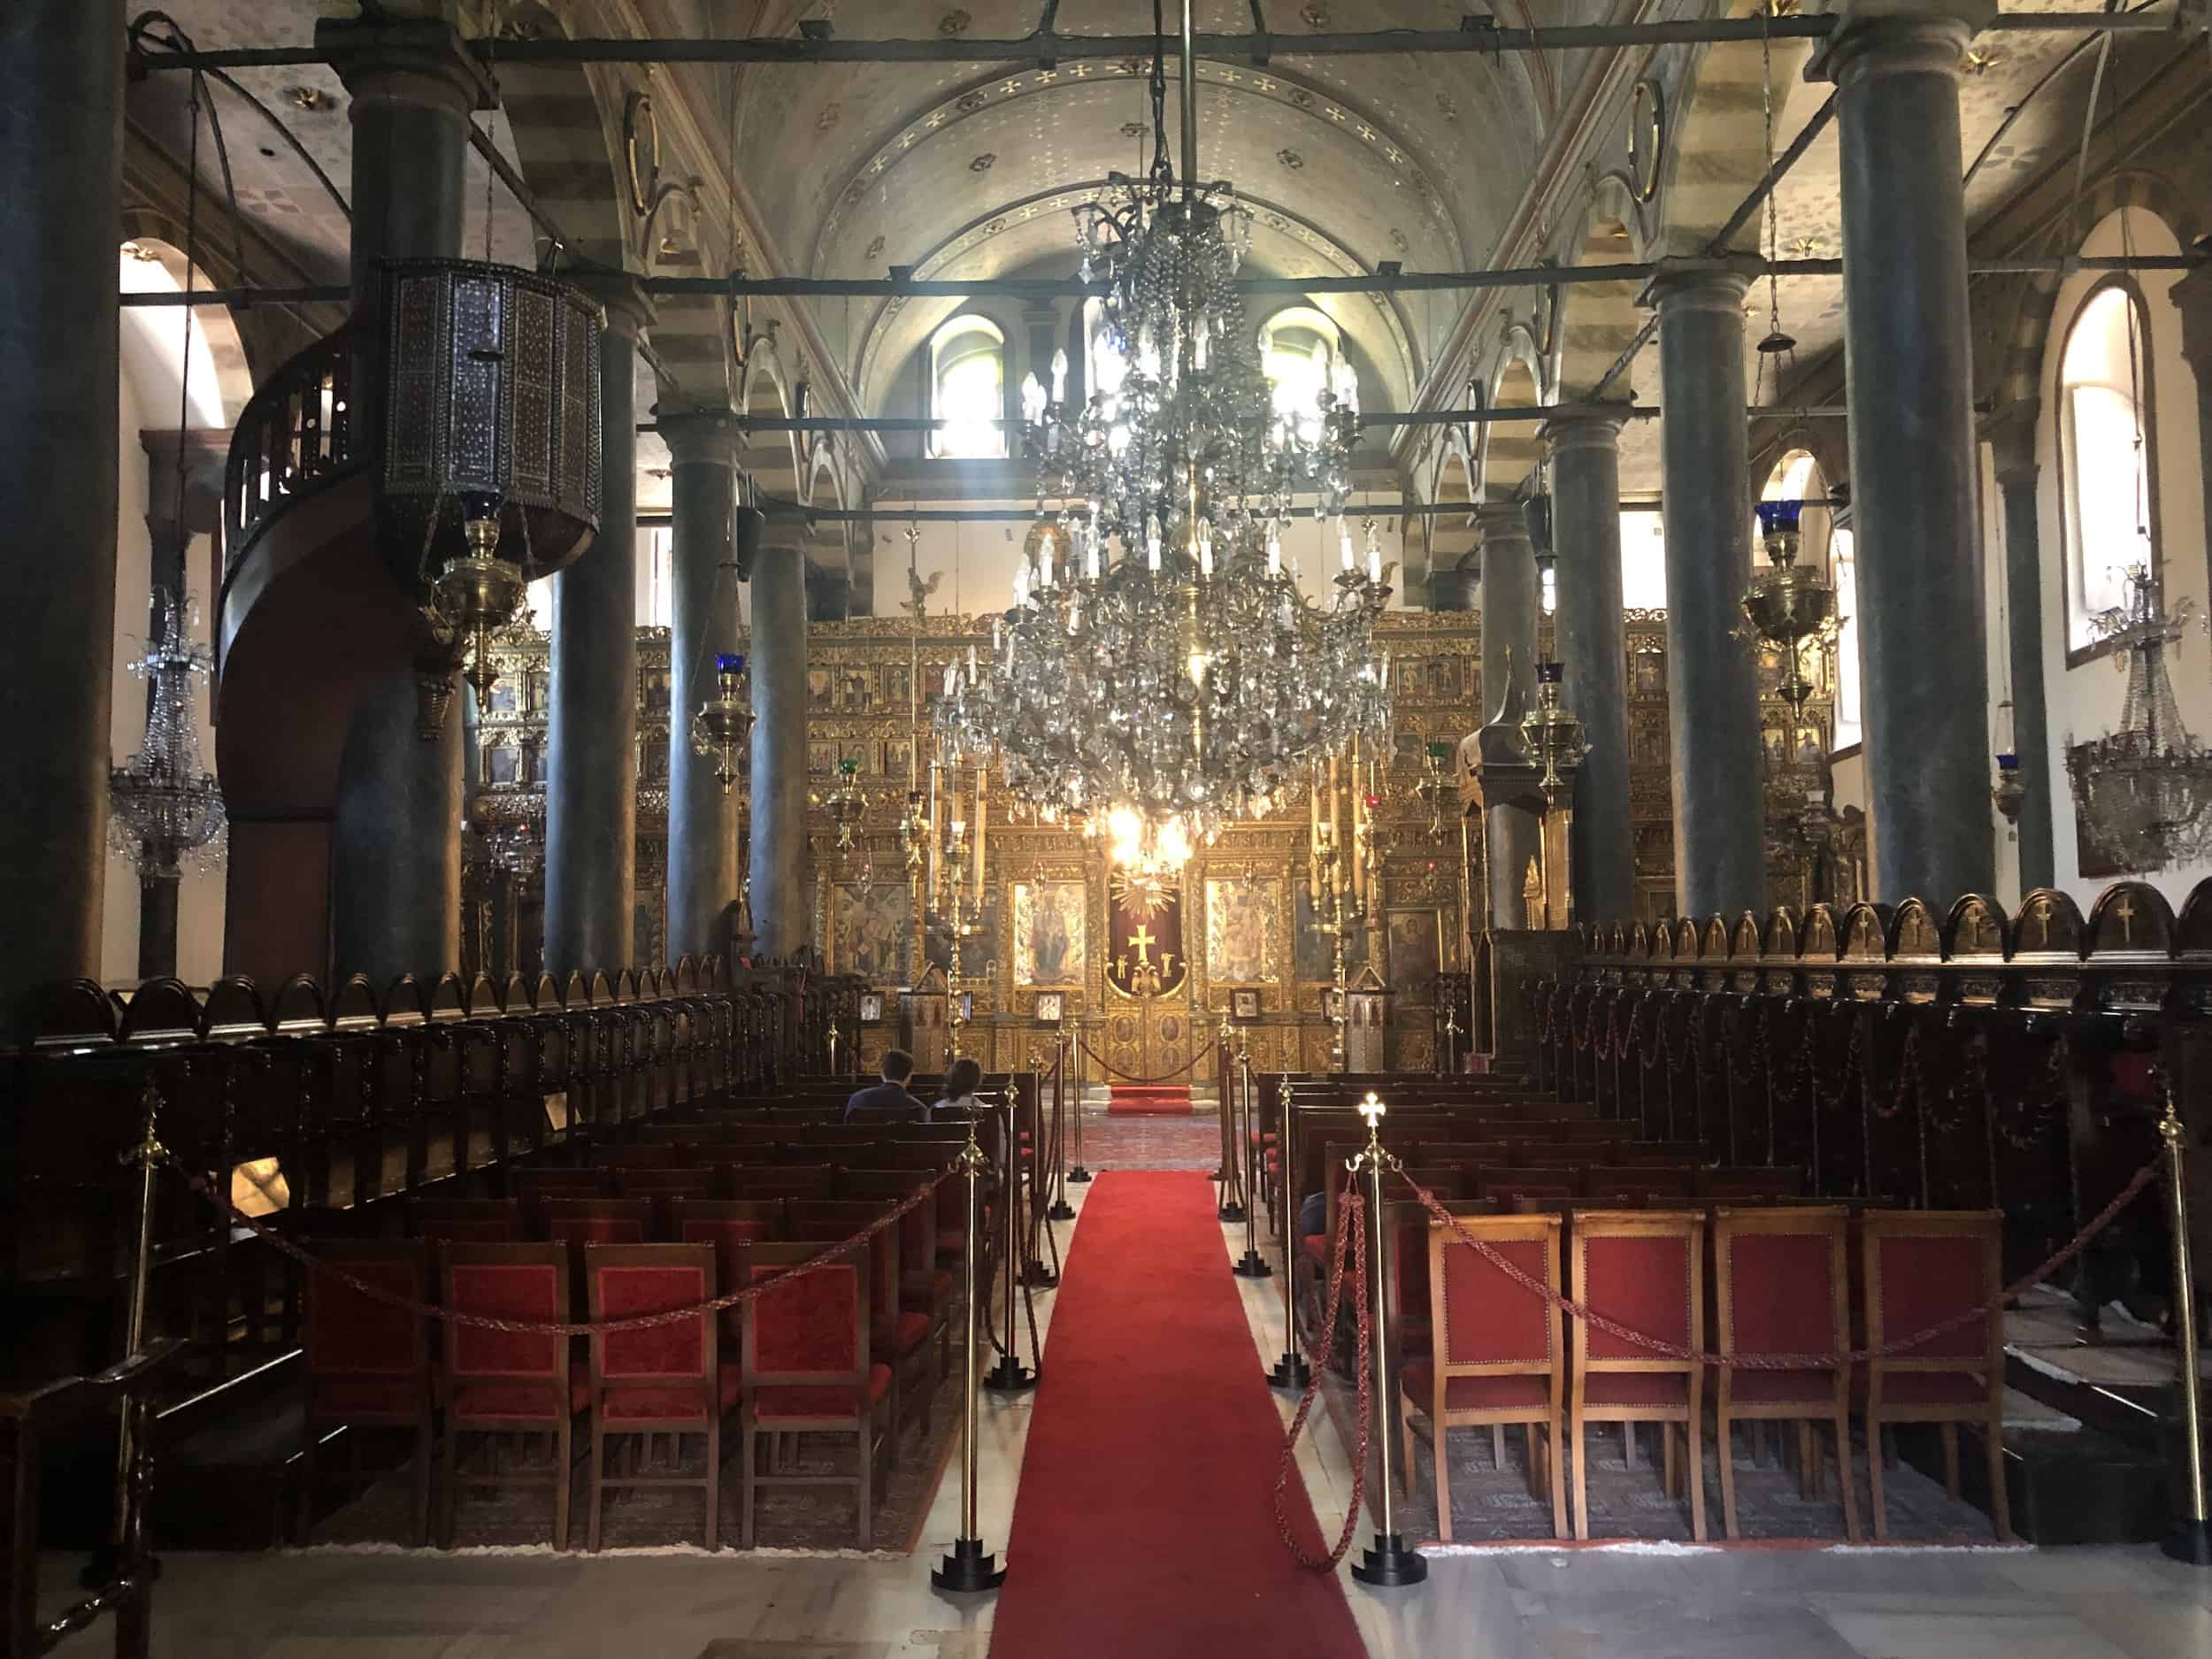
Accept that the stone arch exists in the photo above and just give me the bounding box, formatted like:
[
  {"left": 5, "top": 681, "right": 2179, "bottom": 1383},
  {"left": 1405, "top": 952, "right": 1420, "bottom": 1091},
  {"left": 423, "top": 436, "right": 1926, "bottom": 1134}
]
[
  {"left": 481, "top": 3, "right": 637, "bottom": 275},
  {"left": 1991, "top": 173, "right": 2207, "bottom": 409},
  {"left": 1653, "top": 3, "right": 1818, "bottom": 257},
  {"left": 737, "top": 336, "right": 801, "bottom": 509},
  {"left": 1479, "top": 325, "right": 1547, "bottom": 500},
  {"left": 114, "top": 229, "right": 256, "bottom": 422},
  {"left": 1426, "top": 441, "right": 1479, "bottom": 612},
  {"left": 1553, "top": 178, "right": 1651, "bottom": 401}
]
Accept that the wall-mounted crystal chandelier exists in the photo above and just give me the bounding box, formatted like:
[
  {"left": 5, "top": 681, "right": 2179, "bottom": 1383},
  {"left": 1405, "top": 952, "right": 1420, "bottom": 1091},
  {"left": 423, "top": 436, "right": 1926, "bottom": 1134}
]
[
  {"left": 109, "top": 591, "right": 227, "bottom": 879},
  {"left": 934, "top": 7, "right": 1391, "bottom": 841},
  {"left": 2065, "top": 564, "right": 2212, "bottom": 870}
]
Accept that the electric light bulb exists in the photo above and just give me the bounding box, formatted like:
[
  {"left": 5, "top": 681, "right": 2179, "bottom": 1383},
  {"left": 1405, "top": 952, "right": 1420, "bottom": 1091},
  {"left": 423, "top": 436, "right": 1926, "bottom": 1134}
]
[
  {"left": 1339, "top": 520, "right": 1355, "bottom": 571},
  {"left": 1266, "top": 530, "right": 1282, "bottom": 575}
]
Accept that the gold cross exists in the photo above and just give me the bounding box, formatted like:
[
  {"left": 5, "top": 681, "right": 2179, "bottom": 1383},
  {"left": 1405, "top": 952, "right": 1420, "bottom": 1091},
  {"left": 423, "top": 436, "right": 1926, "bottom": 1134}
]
[
  {"left": 1357, "top": 1091, "right": 1386, "bottom": 1133},
  {"left": 2029, "top": 896, "right": 2053, "bottom": 949},
  {"left": 2114, "top": 895, "right": 2136, "bottom": 944},
  {"left": 1129, "top": 924, "right": 1156, "bottom": 966}
]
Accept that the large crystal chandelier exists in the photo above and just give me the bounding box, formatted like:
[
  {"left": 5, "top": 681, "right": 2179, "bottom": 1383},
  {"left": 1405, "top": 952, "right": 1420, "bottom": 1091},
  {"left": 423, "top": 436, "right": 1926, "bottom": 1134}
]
[
  {"left": 109, "top": 591, "right": 227, "bottom": 878},
  {"left": 2066, "top": 564, "right": 2212, "bottom": 870},
  {"left": 933, "top": 3, "right": 1390, "bottom": 842}
]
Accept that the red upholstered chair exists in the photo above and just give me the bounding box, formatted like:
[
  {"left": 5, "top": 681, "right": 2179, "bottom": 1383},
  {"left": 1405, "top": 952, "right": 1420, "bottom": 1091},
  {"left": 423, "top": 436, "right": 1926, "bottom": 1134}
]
[
  {"left": 1712, "top": 1205, "right": 1859, "bottom": 1540},
  {"left": 408, "top": 1197, "right": 520, "bottom": 1249},
  {"left": 727, "top": 1164, "right": 833, "bottom": 1200},
  {"left": 737, "top": 1240, "right": 893, "bottom": 1548},
  {"left": 437, "top": 1241, "right": 585, "bottom": 1548},
  {"left": 510, "top": 1167, "right": 605, "bottom": 1236},
  {"left": 672, "top": 1198, "right": 787, "bottom": 1347},
  {"left": 616, "top": 1167, "right": 714, "bottom": 1204},
  {"left": 593, "top": 1144, "right": 682, "bottom": 1169},
  {"left": 1479, "top": 1176, "right": 1578, "bottom": 1209},
  {"left": 582, "top": 1241, "right": 732, "bottom": 1550},
  {"left": 790, "top": 1198, "right": 931, "bottom": 1437},
  {"left": 1399, "top": 1210, "right": 1567, "bottom": 1541},
  {"left": 1586, "top": 1164, "right": 1694, "bottom": 1198},
  {"left": 837, "top": 1169, "right": 955, "bottom": 1379},
  {"left": 1569, "top": 1209, "right": 1708, "bottom": 1540},
  {"left": 1618, "top": 1142, "right": 1709, "bottom": 1166},
  {"left": 1699, "top": 1167, "right": 1806, "bottom": 1202},
  {"left": 1858, "top": 1209, "right": 2010, "bottom": 1540},
  {"left": 540, "top": 1197, "right": 653, "bottom": 1248},
  {"left": 297, "top": 1240, "right": 433, "bottom": 1544}
]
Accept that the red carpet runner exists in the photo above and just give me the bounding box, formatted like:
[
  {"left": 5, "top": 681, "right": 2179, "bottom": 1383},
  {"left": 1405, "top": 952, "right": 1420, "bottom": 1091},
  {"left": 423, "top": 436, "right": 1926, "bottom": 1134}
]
[
  {"left": 1105, "top": 1083, "right": 1194, "bottom": 1116},
  {"left": 988, "top": 1171, "right": 1363, "bottom": 1659}
]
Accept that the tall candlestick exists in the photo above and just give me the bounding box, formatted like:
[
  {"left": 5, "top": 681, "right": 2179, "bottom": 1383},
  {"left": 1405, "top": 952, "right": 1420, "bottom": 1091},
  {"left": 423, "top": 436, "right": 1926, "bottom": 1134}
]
[
  {"left": 1326, "top": 756, "right": 1340, "bottom": 845},
  {"left": 927, "top": 759, "right": 942, "bottom": 911},
  {"left": 972, "top": 767, "right": 987, "bottom": 892}
]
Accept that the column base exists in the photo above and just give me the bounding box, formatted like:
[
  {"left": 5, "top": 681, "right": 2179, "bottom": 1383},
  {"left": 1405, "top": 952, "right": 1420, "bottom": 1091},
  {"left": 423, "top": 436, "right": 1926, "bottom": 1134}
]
[
  {"left": 1267, "top": 1351, "right": 1314, "bottom": 1391},
  {"left": 2163, "top": 1517, "right": 2212, "bottom": 1567},
  {"left": 931, "top": 1536, "right": 1006, "bottom": 1593},
  {"left": 1350, "top": 1532, "right": 1428, "bottom": 1586}
]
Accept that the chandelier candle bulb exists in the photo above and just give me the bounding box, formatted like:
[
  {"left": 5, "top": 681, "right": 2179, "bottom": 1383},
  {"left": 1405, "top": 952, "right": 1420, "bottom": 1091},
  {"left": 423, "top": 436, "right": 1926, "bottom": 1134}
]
[{"left": 973, "top": 769, "right": 987, "bottom": 890}]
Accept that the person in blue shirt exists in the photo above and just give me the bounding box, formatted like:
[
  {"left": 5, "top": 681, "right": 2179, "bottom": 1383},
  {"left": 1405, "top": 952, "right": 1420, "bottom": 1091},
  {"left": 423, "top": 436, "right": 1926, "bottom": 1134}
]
[{"left": 844, "top": 1048, "right": 928, "bottom": 1123}]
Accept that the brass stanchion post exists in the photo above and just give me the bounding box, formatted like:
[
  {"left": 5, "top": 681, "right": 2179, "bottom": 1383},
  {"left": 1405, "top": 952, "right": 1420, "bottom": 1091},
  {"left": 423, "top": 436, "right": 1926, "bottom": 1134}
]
[
  {"left": 1066, "top": 1022, "right": 1092, "bottom": 1183},
  {"left": 986, "top": 1100, "right": 1039, "bottom": 1392},
  {"left": 2162, "top": 1091, "right": 2210, "bottom": 1565},
  {"left": 1349, "top": 1091, "right": 1426, "bottom": 1587},
  {"left": 1233, "top": 1040, "right": 1271, "bottom": 1277},
  {"left": 90, "top": 1079, "right": 166, "bottom": 1594},
  {"left": 933, "top": 1115, "right": 1007, "bottom": 1591},
  {"left": 1046, "top": 1026, "right": 1075, "bottom": 1220},
  {"left": 1217, "top": 1015, "right": 1246, "bottom": 1223},
  {"left": 1267, "top": 1070, "right": 1312, "bottom": 1389}
]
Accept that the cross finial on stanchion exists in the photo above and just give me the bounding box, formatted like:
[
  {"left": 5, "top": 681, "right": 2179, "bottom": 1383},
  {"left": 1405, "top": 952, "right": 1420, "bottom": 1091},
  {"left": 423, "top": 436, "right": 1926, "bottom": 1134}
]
[{"left": 1357, "top": 1090, "right": 1386, "bottom": 1136}]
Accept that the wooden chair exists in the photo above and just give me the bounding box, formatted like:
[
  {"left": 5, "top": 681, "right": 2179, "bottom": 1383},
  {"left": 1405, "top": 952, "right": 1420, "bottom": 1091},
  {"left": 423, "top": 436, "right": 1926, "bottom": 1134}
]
[
  {"left": 1586, "top": 1164, "right": 1694, "bottom": 1197},
  {"left": 836, "top": 1170, "right": 955, "bottom": 1379},
  {"left": 727, "top": 1163, "right": 833, "bottom": 1200},
  {"left": 1568, "top": 1209, "right": 1708, "bottom": 1540},
  {"left": 1699, "top": 1166, "right": 1805, "bottom": 1201},
  {"left": 1617, "top": 1141, "right": 1709, "bottom": 1166},
  {"left": 672, "top": 1198, "right": 786, "bottom": 1346},
  {"left": 296, "top": 1240, "right": 433, "bottom": 1545},
  {"left": 582, "top": 1241, "right": 731, "bottom": 1550},
  {"left": 1399, "top": 1210, "right": 1567, "bottom": 1540},
  {"left": 509, "top": 1167, "right": 604, "bottom": 1233},
  {"left": 407, "top": 1197, "right": 520, "bottom": 1249},
  {"left": 1479, "top": 1176, "right": 1578, "bottom": 1208},
  {"left": 789, "top": 1199, "right": 933, "bottom": 1438},
  {"left": 1711, "top": 1205, "right": 1858, "bottom": 1540},
  {"left": 539, "top": 1196, "right": 653, "bottom": 1248},
  {"left": 737, "top": 1240, "right": 893, "bottom": 1548},
  {"left": 593, "top": 1144, "right": 686, "bottom": 1169},
  {"left": 1858, "top": 1209, "right": 2010, "bottom": 1540},
  {"left": 437, "top": 1241, "right": 583, "bottom": 1548}
]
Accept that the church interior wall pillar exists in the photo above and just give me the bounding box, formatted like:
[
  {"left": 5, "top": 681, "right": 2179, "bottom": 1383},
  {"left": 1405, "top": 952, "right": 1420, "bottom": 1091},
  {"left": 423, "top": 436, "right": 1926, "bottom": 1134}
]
[{"left": 1476, "top": 499, "right": 1541, "bottom": 925}]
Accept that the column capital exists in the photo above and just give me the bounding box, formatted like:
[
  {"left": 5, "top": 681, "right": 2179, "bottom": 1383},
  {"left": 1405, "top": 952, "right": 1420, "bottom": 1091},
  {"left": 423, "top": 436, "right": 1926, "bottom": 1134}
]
[
  {"left": 1474, "top": 498, "right": 1534, "bottom": 544},
  {"left": 318, "top": 17, "right": 496, "bottom": 117},
  {"left": 1980, "top": 397, "right": 2040, "bottom": 488},
  {"left": 657, "top": 409, "right": 742, "bottom": 470},
  {"left": 1540, "top": 409, "right": 1631, "bottom": 452},
  {"left": 1806, "top": 3, "right": 1986, "bottom": 87},
  {"left": 566, "top": 269, "right": 657, "bottom": 343},
  {"left": 2170, "top": 261, "right": 2212, "bottom": 373},
  {"left": 1637, "top": 258, "right": 1755, "bottom": 314}
]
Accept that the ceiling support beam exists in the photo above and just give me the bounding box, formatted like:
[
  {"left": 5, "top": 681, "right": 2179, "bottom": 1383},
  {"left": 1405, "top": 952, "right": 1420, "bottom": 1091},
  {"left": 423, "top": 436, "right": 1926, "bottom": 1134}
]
[
  {"left": 635, "top": 402, "right": 1863, "bottom": 436},
  {"left": 635, "top": 491, "right": 1846, "bottom": 527},
  {"left": 134, "top": 11, "right": 2185, "bottom": 73},
  {"left": 116, "top": 250, "right": 2200, "bottom": 311}
]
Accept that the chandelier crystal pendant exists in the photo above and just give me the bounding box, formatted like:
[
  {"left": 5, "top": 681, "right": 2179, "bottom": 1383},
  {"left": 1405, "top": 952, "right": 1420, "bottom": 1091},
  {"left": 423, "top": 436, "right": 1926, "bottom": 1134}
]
[
  {"left": 110, "top": 591, "right": 227, "bottom": 879},
  {"left": 937, "top": 4, "right": 1392, "bottom": 847}
]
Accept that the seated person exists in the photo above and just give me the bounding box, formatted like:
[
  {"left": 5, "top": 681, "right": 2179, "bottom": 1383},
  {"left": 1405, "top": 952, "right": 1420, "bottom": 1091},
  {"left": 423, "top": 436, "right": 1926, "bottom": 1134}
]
[
  {"left": 931, "top": 1056, "right": 1006, "bottom": 1167},
  {"left": 844, "top": 1048, "right": 927, "bottom": 1123}
]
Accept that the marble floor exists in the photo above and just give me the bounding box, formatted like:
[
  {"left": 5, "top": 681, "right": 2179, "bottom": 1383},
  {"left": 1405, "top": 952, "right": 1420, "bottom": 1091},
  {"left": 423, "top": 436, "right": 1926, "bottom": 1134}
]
[{"left": 42, "top": 1179, "right": 2212, "bottom": 1659}]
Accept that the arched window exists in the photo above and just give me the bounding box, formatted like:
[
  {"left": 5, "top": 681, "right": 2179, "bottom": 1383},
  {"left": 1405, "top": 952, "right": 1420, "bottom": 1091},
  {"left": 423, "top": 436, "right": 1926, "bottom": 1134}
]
[
  {"left": 1759, "top": 448, "right": 1855, "bottom": 752},
  {"left": 929, "top": 314, "right": 1006, "bottom": 459},
  {"left": 1259, "top": 307, "right": 1351, "bottom": 442},
  {"left": 2058, "top": 283, "right": 2157, "bottom": 651}
]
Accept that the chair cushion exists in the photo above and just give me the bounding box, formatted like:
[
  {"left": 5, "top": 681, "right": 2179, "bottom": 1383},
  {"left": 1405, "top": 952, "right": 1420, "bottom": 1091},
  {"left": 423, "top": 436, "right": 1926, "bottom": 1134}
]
[
  {"left": 449, "top": 1363, "right": 589, "bottom": 1422},
  {"left": 1725, "top": 1368, "right": 1841, "bottom": 1406},
  {"left": 751, "top": 1363, "right": 895, "bottom": 1422},
  {"left": 1582, "top": 1371, "right": 1691, "bottom": 1409},
  {"left": 887, "top": 1310, "right": 933, "bottom": 1356},
  {"left": 1401, "top": 1362, "right": 1549, "bottom": 1413},
  {"left": 311, "top": 1377, "right": 426, "bottom": 1424},
  {"left": 1299, "top": 1233, "right": 1326, "bottom": 1266},
  {"left": 602, "top": 1363, "right": 741, "bottom": 1422},
  {"left": 1859, "top": 1369, "right": 1990, "bottom": 1409}
]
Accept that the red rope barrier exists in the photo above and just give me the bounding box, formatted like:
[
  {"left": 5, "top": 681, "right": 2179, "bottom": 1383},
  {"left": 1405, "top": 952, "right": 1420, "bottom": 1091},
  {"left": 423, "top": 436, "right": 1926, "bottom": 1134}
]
[
  {"left": 166, "top": 1160, "right": 952, "bottom": 1337},
  {"left": 1392, "top": 1152, "right": 2164, "bottom": 1370},
  {"left": 1274, "top": 1187, "right": 1371, "bottom": 1572},
  {"left": 1074, "top": 1041, "right": 1210, "bottom": 1087}
]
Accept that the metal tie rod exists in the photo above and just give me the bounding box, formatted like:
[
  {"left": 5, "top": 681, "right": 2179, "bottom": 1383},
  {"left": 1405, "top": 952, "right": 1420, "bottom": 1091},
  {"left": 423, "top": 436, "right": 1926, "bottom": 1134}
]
[
  {"left": 118, "top": 254, "right": 2199, "bottom": 310},
  {"left": 134, "top": 12, "right": 2185, "bottom": 72}
]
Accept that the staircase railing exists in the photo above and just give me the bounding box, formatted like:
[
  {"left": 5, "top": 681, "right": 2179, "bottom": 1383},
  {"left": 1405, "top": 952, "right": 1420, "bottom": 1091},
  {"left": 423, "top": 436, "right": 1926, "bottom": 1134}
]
[{"left": 222, "top": 325, "right": 364, "bottom": 574}]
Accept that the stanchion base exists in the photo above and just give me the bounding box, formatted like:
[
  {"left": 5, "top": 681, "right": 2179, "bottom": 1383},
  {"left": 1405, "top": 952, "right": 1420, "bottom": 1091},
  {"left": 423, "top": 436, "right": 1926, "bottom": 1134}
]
[
  {"left": 1350, "top": 1533, "right": 1428, "bottom": 1587},
  {"left": 982, "top": 1358, "right": 1037, "bottom": 1394},
  {"left": 1066, "top": 1164, "right": 1093, "bottom": 1184},
  {"left": 1046, "top": 1198, "right": 1076, "bottom": 1221},
  {"left": 1020, "top": 1263, "right": 1060, "bottom": 1289},
  {"left": 1217, "top": 1202, "right": 1247, "bottom": 1224},
  {"left": 2163, "top": 1517, "right": 2212, "bottom": 1566},
  {"left": 1267, "top": 1351, "right": 1314, "bottom": 1391},
  {"left": 1233, "top": 1250, "right": 1273, "bottom": 1279},
  {"left": 1211, "top": 1166, "right": 1228, "bottom": 1183},
  {"left": 77, "top": 1543, "right": 161, "bottom": 1591},
  {"left": 931, "top": 1536, "right": 1007, "bottom": 1592}
]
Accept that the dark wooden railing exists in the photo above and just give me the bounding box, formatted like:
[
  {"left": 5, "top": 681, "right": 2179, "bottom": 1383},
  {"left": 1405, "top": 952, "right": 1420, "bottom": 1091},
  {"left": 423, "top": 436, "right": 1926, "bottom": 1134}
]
[{"left": 220, "top": 325, "right": 361, "bottom": 574}]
